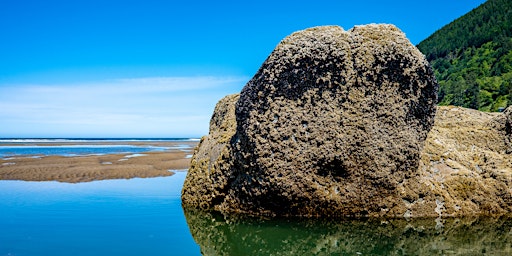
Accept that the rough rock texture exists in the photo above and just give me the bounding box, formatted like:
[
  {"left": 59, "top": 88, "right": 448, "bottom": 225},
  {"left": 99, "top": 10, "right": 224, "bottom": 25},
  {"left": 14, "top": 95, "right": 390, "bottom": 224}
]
[
  {"left": 181, "top": 94, "right": 239, "bottom": 209},
  {"left": 227, "top": 24, "right": 438, "bottom": 217},
  {"left": 399, "top": 106, "right": 512, "bottom": 217},
  {"left": 495, "top": 106, "right": 512, "bottom": 152},
  {"left": 182, "top": 24, "right": 440, "bottom": 217},
  {"left": 184, "top": 97, "right": 512, "bottom": 217}
]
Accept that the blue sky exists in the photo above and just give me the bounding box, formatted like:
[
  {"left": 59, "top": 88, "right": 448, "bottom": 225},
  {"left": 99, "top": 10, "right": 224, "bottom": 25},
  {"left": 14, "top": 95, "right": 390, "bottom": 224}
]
[{"left": 0, "top": 0, "right": 486, "bottom": 138}]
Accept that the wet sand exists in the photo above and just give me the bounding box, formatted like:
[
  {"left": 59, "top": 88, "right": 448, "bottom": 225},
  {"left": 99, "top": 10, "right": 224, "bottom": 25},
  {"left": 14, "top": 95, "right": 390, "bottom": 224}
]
[{"left": 0, "top": 141, "right": 198, "bottom": 183}]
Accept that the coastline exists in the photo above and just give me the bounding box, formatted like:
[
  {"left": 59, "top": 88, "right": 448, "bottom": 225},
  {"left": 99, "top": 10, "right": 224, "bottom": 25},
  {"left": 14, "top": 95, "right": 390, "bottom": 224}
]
[{"left": 0, "top": 140, "right": 198, "bottom": 183}]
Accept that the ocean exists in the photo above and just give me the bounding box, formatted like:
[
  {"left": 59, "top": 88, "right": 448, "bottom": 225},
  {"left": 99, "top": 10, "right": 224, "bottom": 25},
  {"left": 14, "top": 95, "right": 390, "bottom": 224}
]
[{"left": 0, "top": 138, "right": 198, "bottom": 158}]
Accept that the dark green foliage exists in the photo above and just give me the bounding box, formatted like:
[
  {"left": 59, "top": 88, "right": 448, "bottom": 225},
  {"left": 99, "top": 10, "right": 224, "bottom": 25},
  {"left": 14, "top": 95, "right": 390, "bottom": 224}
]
[{"left": 417, "top": 0, "right": 512, "bottom": 111}]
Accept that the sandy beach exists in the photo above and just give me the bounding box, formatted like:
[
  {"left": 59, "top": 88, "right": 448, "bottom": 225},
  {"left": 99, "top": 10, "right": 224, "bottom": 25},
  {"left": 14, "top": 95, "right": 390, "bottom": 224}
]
[{"left": 0, "top": 141, "right": 198, "bottom": 183}]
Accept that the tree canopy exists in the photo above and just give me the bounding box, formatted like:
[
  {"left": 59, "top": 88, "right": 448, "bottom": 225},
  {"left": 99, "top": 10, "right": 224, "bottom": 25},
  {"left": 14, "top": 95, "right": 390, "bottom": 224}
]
[{"left": 417, "top": 0, "right": 512, "bottom": 111}]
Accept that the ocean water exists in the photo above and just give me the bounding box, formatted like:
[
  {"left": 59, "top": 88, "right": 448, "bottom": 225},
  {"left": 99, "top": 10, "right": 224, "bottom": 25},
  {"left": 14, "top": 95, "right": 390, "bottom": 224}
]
[
  {"left": 0, "top": 138, "right": 200, "bottom": 143},
  {"left": 0, "top": 138, "right": 196, "bottom": 158}
]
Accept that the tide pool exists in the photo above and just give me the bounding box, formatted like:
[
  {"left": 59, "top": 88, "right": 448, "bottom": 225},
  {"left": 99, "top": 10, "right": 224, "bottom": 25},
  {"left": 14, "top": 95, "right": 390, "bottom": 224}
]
[{"left": 0, "top": 172, "right": 200, "bottom": 256}]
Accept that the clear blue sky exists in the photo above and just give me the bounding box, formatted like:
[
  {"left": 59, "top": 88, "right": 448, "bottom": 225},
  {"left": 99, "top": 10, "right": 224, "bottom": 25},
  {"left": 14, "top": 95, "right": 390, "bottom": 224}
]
[{"left": 0, "top": 0, "right": 486, "bottom": 138}]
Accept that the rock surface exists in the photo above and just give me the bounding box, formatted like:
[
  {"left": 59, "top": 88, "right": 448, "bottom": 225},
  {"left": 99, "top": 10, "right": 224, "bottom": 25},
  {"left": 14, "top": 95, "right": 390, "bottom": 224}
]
[
  {"left": 495, "top": 106, "right": 512, "bottom": 152},
  {"left": 227, "top": 24, "right": 438, "bottom": 217},
  {"left": 182, "top": 24, "right": 443, "bottom": 217},
  {"left": 181, "top": 94, "right": 239, "bottom": 209},
  {"left": 401, "top": 106, "right": 512, "bottom": 217},
  {"left": 185, "top": 96, "right": 512, "bottom": 217}
]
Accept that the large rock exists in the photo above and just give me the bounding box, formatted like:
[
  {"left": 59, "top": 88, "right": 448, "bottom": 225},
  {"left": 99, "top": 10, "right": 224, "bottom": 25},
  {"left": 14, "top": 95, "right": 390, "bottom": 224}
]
[{"left": 182, "top": 24, "right": 439, "bottom": 217}]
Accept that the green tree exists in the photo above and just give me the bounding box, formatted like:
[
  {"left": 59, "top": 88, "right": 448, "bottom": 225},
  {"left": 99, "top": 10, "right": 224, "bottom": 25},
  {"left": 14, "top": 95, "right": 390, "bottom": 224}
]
[{"left": 417, "top": 0, "right": 512, "bottom": 111}]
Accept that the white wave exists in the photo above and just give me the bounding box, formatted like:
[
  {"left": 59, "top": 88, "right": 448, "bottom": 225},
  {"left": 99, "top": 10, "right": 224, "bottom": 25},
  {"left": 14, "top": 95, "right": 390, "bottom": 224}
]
[
  {"left": 0, "top": 139, "right": 86, "bottom": 143},
  {"left": 0, "top": 138, "right": 201, "bottom": 143},
  {"left": 123, "top": 154, "right": 147, "bottom": 158},
  {"left": 0, "top": 145, "right": 139, "bottom": 149}
]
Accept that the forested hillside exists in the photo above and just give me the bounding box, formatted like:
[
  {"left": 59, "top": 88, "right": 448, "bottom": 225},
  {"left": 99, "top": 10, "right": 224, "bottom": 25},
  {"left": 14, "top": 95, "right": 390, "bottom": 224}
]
[{"left": 417, "top": 0, "right": 512, "bottom": 111}]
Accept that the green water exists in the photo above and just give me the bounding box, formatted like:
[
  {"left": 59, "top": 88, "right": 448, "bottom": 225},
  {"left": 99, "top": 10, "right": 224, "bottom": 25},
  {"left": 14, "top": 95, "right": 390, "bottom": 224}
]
[{"left": 185, "top": 209, "right": 512, "bottom": 255}]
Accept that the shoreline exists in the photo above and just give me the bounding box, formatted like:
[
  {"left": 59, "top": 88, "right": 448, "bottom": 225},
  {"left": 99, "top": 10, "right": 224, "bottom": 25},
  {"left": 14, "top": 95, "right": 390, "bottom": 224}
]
[
  {"left": 0, "top": 140, "right": 199, "bottom": 147},
  {"left": 0, "top": 141, "right": 198, "bottom": 183}
]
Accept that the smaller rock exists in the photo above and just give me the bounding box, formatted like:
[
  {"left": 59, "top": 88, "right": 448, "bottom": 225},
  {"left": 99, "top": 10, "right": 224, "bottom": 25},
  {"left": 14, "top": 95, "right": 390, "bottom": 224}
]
[
  {"left": 181, "top": 94, "right": 239, "bottom": 210},
  {"left": 407, "top": 106, "right": 512, "bottom": 217}
]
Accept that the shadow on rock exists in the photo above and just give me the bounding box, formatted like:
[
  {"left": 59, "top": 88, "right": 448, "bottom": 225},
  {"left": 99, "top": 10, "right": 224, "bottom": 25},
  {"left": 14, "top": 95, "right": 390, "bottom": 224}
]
[{"left": 184, "top": 208, "right": 512, "bottom": 255}]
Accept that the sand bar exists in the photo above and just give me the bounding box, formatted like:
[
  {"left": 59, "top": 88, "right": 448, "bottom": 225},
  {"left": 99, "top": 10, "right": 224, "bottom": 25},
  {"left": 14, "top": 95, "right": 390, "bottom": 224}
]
[{"left": 0, "top": 141, "right": 198, "bottom": 183}]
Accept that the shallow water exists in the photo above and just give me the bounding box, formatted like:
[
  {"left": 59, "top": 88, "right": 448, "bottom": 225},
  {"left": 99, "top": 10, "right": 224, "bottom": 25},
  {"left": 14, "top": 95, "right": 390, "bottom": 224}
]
[
  {"left": 0, "top": 138, "right": 196, "bottom": 158},
  {"left": 2, "top": 173, "right": 512, "bottom": 256},
  {"left": 185, "top": 210, "right": 512, "bottom": 255},
  {"left": 0, "top": 145, "right": 172, "bottom": 158},
  {"left": 0, "top": 172, "right": 200, "bottom": 256}
]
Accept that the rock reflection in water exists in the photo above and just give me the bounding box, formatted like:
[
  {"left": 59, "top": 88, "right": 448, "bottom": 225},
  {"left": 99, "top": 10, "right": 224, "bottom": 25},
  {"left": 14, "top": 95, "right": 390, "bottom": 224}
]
[{"left": 184, "top": 209, "right": 512, "bottom": 255}]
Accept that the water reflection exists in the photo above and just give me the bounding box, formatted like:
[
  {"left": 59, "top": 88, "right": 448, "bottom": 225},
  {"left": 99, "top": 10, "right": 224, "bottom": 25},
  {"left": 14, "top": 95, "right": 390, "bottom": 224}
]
[
  {"left": 184, "top": 209, "right": 512, "bottom": 255},
  {"left": 0, "top": 174, "right": 201, "bottom": 256}
]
